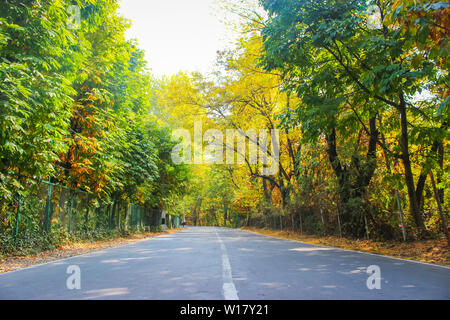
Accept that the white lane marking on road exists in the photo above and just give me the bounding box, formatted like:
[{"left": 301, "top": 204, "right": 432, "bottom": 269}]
[
  {"left": 0, "top": 230, "right": 190, "bottom": 276},
  {"left": 216, "top": 230, "right": 239, "bottom": 300}
]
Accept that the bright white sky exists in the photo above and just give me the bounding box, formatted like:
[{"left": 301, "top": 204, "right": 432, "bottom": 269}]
[{"left": 118, "top": 0, "right": 232, "bottom": 77}]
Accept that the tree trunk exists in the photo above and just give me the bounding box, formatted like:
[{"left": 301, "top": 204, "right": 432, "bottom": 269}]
[
  {"left": 223, "top": 203, "right": 228, "bottom": 226},
  {"left": 437, "top": 142, "right": 444, "bottom": 206},
  {"left": 325, "top": 114, "right": 378, "bottom": 237},
  {"left": 415, "top": 141, "right": 440, "bottom": 211},
  {"left": 429, "top": 171, "right": 449, "bottom": 247},
  {"left": 109, "top": 200, "right": 117, "bottom": 229},
  {"left": 398, "top": 93, "right": 425, "bottom": 233}
]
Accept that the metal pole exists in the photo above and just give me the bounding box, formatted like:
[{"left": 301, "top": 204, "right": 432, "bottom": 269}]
[
  {"left": 429, "top": 171, "right": 449, "bottom": 247},
  {"left": 364, "top": 214, "right": 370, "bottom": 240},
  {"left": 44, "top": 177, "right": 52, "bottom": 232},
  {"left": 336, "top": 207, "right": 342, "bottom": 238},
  {"left": 161, "top": 201, "right": 166, "bottom": 232},
  {"left": 182, "top": 199, "right": 185, "bottom": 227},
  {"left": 67, "top": 193, "right": 73, "bottom": 233},
  {"left": 13, "top": 193, "right": 21, "bottom": 237},
  {"left": 84, "top": 194, "right": 90, "bottom": 231},
  {"left": 299, "top": 212, "right": 303, "bottom": 235},
  {"left": 395, "top": 191, "right": 406, "bottom": 242}
]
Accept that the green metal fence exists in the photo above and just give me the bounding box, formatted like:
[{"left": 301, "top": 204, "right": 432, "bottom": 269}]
[{"left": 1, "top": 175, "right": 180, "bottom": 239}]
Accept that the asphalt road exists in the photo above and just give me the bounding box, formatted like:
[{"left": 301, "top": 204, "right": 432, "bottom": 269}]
[{"left": 0, "top": 227, "right": 449, "bottom": 300}]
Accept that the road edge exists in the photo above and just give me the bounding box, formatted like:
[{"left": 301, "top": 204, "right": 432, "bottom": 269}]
[
  {"left": 239, "top": 227, "right": 450, "bottom": 270},
  {"left": 0, "top": 229, "right": 188, "bottom": 276}
]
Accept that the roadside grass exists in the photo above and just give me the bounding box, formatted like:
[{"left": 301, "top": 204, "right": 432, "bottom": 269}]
[
  {"left": 242, "top": 227, "right": 450, "bottom": 267},
  {"left": 0, "top": 228, "right": 183, "bottom": 273}
]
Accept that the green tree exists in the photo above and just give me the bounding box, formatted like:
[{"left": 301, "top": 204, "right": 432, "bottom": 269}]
[{"left": 259, "top": 0, "right": 447, "bottom": 237}]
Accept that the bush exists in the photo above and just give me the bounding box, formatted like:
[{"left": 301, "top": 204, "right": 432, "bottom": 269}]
[
  {"left": 303, "top": 214, "right": 326, "bottom": 236},
  {"left": 0, "top": 225, "right": 149, "bottom": 258},
  {"left": 0, "top": 229, "right": 63, "bottom": 257}
]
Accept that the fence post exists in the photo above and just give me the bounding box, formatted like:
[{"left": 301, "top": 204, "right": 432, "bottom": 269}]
[
  {"left": 182, "top": 199, "right": 185, "bottom": 227},
  {"left": 109, "top": 200, "right": 116, "bottom": 229},
  {"left": 395, "top": 191, "right": 407, "bottom": 242},
  {"left": 43, "top": 177, "right": 52, "bottom": 233},
  {"left": 336, "top": 208, "right": 342, "bottom": 238},
  {"left": 161, "top": 205, "right": 166, "bottom": 232},
  {"left": 13, "top": 193, "right": 21, "bottom": 237},
  {"left": 299, "top": 211, "right": 303, "bottom": 235},
  {"left": 124, "top": 202, "right": 130, "bottom": 232},
  {"left": 117, "top": 201, "right": 120, "bottom": 231},
  {"left": 364, "top": 214, "right": 370, "bottom": 240},
  {"left": 106, "top": 204, "right": 111, "bottom": 230},
  {"left": 429, "top": 170, "right": 449, "bottom": 247},
  {"left": 84, "top": 194, "right": 90, "bottom": 231},
  {"left": 68, "top": 194, "right": 73, "bottom": 233}
]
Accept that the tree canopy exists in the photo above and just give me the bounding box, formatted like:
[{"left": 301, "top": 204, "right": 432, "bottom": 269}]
[{"left": 0, "top": 0, "right": 448, "bottom": 250}]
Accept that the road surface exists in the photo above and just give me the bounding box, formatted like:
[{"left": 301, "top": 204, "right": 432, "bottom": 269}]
[{"left": 0, "top": 227, "right": 449, "bottom": 299}]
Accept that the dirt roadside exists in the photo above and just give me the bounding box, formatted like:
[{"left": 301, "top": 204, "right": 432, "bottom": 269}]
[{"left": 0, "top": 229, "right": 183, "bottom": 273}]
